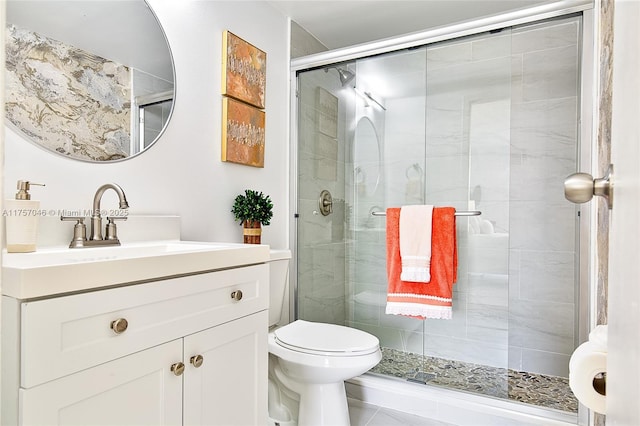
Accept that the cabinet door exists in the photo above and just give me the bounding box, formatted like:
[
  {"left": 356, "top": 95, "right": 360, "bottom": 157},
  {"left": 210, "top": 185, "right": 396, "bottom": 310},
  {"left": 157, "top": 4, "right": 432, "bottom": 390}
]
[
  {"left": 183, "top": 311, "right": 268, "bottom": 426},
  {"left": 20, "top": 339, "right": 183, "bottom": 426}
]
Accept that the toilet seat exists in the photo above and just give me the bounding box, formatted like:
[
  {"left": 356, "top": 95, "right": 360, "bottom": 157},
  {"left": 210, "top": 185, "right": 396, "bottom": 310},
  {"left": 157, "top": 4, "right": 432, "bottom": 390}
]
[{"left": 273, "top": 320, "right": 379, "bottom": 356}]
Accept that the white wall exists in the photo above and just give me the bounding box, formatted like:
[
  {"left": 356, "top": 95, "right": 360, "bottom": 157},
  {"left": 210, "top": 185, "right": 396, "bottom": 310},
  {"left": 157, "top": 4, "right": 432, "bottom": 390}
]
[
  {"left": 607, "top": 0, "right": 640, "bottom": 422},
  {"left": 0, "top": 0, "right": 5, "bottom": 415},
  {"left": 4, "top": 0, "right": 290, "bottom": 249}
]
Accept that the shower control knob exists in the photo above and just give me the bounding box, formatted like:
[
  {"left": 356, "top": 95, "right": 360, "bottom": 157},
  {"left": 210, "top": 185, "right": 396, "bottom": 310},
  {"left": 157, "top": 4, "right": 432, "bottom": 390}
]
[
  {"left": 318, "top": 190, "right": 333, "bottom": 216},
  {"left": 564, "top": 164, "right": 613, "bottom": 209}
]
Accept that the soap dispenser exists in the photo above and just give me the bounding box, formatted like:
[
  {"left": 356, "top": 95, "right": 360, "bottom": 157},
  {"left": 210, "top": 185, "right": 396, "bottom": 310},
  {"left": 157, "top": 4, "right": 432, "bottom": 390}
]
[{"left": 5, "top": 180, "right": 45, "bottom": 253}]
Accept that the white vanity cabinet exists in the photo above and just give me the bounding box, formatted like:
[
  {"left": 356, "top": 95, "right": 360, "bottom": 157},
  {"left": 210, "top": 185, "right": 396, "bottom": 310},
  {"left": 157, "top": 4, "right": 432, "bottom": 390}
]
[{"left": 2, "top": 263, "right": 269, "bottom": 426}]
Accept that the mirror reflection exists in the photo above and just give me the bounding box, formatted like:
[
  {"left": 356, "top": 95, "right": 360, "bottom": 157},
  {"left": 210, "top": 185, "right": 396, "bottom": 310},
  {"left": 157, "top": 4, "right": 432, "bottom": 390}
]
[
  {"left": 5, "top": 0, "right": 175, "bottom": 162},
  {"left": 353, "top": 116, "right": 381, "bottom": 197}
]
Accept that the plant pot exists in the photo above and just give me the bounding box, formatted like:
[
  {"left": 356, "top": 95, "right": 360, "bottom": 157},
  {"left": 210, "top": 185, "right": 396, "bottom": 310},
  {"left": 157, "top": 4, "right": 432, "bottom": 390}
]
[{"left": 243, "top": 220, "right": 262, "bottom": 244}]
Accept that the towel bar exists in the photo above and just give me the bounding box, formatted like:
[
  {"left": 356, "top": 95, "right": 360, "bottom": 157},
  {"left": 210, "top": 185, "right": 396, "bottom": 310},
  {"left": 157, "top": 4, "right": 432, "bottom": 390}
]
[{"left": 371, "top": 210, "right": 481, "bottom": 217}]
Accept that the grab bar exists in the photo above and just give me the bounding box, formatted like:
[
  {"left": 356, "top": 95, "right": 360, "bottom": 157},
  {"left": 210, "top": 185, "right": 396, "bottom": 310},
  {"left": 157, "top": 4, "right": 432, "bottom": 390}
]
[{"left": 371, "top": 210, "right": 481, "bottom": 217}]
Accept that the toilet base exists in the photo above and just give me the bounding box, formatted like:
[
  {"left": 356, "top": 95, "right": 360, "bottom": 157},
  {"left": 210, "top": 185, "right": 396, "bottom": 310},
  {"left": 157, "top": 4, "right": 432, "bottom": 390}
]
[
  {"left": 271, "top": 362, "right": 351, "bottom": 426},
  {"left": 297, "top": 381, "right": 350, "bottom": 426}
]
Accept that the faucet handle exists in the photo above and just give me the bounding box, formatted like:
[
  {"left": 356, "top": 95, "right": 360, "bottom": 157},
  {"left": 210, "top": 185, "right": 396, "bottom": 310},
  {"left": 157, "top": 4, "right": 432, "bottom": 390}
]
[
  {"left": 61, "top": 216, "right": 87, "bottom": 248},
  {"left": 60, "top": 215, "right": 84, "bottom": 222},
  {"left": 105, "top": 216, "right": 127, "bottom": 241}
]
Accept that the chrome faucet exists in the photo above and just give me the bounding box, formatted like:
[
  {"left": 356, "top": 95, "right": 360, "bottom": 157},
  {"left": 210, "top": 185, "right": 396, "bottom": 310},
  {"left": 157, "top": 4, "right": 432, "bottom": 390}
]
[{"left": 61, "top": 183, "right": 130, "bottom": 248}]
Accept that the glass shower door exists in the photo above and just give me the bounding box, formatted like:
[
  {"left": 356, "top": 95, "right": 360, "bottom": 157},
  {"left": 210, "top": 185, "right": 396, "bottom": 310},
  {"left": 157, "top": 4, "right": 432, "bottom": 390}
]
[
  {"left": 349, "top": 48, "right": 429, "bottom": 380},
  {"left": 295, "top": 14, "right": 582, "bottom": 413},
  {"left": 352, "top": 30, "right": 514, "bottom": 391},
  {"left": 295, "top": 63, "right": 356, "bottom": 325}
]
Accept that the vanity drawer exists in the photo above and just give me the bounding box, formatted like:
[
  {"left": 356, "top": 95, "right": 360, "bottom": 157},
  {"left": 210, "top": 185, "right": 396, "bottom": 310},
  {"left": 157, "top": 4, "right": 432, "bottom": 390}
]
[{"left": 20, "top": 264, "right": 268, "bottom": 388}]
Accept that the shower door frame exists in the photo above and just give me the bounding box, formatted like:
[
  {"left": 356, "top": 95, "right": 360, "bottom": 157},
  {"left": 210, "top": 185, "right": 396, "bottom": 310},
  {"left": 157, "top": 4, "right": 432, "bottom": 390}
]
[{"left": 289, "top": 1, "right": 597, "bottom": 422}]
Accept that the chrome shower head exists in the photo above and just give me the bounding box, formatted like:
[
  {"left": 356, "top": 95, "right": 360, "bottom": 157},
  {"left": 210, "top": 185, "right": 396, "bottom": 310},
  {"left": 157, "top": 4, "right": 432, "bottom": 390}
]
[
  {"left": 336, "top": 68, "right": 355, "bottom": 86},
  {"left": 324, "top": 66, "right": 355, "bottom": 86}
]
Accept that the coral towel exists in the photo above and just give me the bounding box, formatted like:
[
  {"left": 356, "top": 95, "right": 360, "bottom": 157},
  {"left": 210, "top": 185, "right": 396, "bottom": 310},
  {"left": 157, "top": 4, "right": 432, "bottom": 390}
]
[
  {"left": 386, "top": 207, "right": 457, "bottom": 319},
  {"left": 400, "top": 205, "right": 434, "bottom": 282}
]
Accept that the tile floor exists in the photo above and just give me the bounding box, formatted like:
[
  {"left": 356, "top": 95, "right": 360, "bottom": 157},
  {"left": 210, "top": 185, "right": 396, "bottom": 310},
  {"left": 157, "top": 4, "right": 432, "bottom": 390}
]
[
  {"left": 348, "top": 399, "right": 454, "bottom": 426},
  {"left": 370, "top": 347, "right": 578, "bottom": 413}
]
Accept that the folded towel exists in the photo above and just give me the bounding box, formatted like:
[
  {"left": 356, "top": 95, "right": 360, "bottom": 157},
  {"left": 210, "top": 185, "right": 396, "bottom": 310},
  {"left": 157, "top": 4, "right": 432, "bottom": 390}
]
[
  {"left": 386, "top": 207, "right": 458, "bottom": 320},
  {"left": 399, "top": 205, "right": 434, "bottom": 282}
]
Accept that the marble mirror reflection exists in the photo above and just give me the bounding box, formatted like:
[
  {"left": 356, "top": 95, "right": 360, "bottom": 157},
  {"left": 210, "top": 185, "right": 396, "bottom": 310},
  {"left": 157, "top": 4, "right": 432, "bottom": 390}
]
[
  {"left": 5, "top": 0, "right": 175, "bottom": 162},
  {"left": 353, "top": 116, "right": 381, "bottom": 197}
]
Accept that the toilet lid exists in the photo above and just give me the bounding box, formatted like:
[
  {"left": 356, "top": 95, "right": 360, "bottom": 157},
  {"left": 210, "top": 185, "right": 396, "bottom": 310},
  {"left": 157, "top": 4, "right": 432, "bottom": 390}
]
[{"left": 273, "top": 320, "right": 379, "bottom": 356}]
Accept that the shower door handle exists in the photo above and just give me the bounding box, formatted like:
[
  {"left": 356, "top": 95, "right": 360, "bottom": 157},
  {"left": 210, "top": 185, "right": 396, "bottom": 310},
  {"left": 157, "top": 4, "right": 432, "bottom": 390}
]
[{"left": 564, "top": 164, "right": 613, "bottom": 209}]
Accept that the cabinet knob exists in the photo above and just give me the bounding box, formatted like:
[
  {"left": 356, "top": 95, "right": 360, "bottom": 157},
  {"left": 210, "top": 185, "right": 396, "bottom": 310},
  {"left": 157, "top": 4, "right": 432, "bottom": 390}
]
[
  {"left": 230, "top": 290, "right": 243, "bottom": 301},
  {"left": 170, "top": 362, "right": 185, "bottom": 376},
  {"left": 190, "top": 354, "right": 204, "bottom": 368},
  {"left": 110, "top": 318, "right": 129, "bottom": 334}
]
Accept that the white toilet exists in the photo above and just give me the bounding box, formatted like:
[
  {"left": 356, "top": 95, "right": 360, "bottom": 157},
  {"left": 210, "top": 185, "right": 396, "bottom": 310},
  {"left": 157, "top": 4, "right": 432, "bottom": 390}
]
[{"left": 267, "top": 249, "right": 382, "bottom": 426}]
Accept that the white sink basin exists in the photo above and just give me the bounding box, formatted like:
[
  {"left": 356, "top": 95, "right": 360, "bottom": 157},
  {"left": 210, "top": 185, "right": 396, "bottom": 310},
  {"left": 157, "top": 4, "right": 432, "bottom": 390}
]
[{"left": 2, "top": 241, "right": 270, "bottom": 299}]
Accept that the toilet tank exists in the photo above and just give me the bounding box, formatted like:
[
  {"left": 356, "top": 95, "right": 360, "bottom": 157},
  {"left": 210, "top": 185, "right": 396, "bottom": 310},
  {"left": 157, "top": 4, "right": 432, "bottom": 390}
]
[{"left": 268, "top": 249, "right": 291, "bottom": 327}]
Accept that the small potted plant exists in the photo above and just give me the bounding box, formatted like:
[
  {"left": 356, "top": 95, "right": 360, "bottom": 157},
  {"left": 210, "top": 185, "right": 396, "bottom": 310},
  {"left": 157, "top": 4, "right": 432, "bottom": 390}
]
[{"left": 231, "top": 189, "right": 273, "bottom": 244}]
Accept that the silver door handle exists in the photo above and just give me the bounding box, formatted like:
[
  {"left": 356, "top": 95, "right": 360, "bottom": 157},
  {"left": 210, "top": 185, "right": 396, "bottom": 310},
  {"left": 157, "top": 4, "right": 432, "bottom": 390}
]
[{"left": 564, "top": 165, "right": 613, "bottom": 209}]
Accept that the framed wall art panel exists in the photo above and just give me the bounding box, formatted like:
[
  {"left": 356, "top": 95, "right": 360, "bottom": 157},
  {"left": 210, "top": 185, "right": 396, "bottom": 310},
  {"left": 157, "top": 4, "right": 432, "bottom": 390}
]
[
  {"left": 221, "top": 97, "right": 265, "bottom": 168},
  {"left": 222, "top": 31, "right": 266, "bottom": 109}
]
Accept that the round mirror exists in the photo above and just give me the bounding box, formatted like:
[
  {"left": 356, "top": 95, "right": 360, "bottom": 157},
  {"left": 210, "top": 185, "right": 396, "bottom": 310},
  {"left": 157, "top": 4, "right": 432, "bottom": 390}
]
[
  {"left": 5, "top": 0, "right": 175, "bottom": 162},
  {"left": 353, "top": 117, "right": 381, "bottom": 197}
]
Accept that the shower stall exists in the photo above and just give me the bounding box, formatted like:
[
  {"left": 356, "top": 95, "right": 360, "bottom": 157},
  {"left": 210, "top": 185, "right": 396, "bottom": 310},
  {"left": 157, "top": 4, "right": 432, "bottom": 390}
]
[{"left": 291, "top": 3, "right": 593, "bottom": 422}]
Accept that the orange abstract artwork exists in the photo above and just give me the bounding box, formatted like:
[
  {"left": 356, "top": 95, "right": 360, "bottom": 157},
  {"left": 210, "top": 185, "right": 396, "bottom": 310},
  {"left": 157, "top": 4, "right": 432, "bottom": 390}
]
[
  {"left": 222, "top": 31, "right": 266, "bottom": 109},
  {"left": 221, "top": 97, "right": 265, "bottom": 167}
]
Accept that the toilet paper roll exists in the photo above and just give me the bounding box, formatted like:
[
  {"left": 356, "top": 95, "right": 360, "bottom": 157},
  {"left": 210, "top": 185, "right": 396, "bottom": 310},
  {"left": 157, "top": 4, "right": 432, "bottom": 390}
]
[
  {"left": 569, "top": 341, "right": 598, "bottom": 372},
  {"left": 569, "top": 343, "right": 607, "bottom": 414},
  {"left": 589, "top": 324, "right": 608, "bottom": 352}
]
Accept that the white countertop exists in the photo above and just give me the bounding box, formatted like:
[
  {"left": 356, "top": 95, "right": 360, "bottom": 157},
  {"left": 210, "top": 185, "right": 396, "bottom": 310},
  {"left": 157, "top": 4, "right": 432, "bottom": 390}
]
[{"left": 2, "top": 240, "right": 270, "bottom": 299}]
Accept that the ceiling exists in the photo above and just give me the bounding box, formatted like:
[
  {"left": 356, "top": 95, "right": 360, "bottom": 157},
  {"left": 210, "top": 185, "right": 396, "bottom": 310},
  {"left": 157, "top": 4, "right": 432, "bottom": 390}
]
[
  {"left": 266, "top": 0, "right": 557, "bottom": 50},
  {"left": 7, "top": 0, "right": 173, "bottom": 81}
]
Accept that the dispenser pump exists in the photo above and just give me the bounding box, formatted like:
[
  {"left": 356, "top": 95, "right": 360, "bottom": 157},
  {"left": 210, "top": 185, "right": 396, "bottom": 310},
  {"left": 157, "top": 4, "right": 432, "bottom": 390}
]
[
  {"left": 6, "top": 180, "right": 46, "bottom": 253},
  {"left": 15, "top": 180, "right": 45, "bottom": 200}
]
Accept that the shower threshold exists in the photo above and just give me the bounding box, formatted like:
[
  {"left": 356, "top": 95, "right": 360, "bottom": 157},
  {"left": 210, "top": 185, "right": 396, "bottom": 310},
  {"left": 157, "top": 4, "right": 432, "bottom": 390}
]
[
  {"left": 371, "top": 347, "right": 578, "bottom": 413},
  {"left": 407, "top": 371, "right": 437, "bottom": 384}
]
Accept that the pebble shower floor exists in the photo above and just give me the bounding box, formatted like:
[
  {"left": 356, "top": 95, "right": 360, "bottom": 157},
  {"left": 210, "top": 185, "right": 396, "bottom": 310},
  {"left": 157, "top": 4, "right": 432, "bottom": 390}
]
[{"left": 370, "top": 347, "right": 578, "bottom": 413}]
